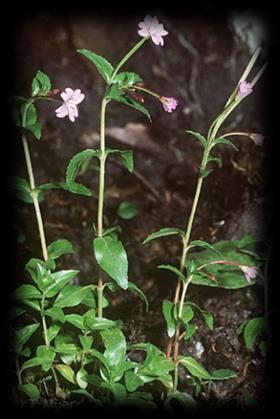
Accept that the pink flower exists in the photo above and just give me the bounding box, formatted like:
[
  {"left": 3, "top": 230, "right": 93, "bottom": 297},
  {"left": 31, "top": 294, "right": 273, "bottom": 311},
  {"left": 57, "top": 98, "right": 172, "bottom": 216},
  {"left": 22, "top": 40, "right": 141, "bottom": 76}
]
[
  {"left": 160, "top": 96, "right": 178, "bottom": 113},
  {"left": 237, "top": 81, "right": 253, "bottom": 98},
  {"left": 55, "top": 88, "right": 85, "bottom": 122},
  {"left": 249, "top": 133, "right": 264, "bottom": 146},
  {"left": 240, "top": 265, "right": 258, "bottom": 283},
  {"left": 138, "top": 15, "right": 168, "bottom": 46}
]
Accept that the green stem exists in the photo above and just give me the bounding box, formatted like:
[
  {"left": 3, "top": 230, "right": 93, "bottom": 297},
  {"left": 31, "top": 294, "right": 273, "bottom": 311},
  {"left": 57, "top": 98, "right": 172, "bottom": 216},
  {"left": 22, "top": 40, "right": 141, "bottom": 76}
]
[
  {"left": 110, "top": 37, "right": 148, "bottom": 82},
  {"left": 41, "top": 296, "right": 60, "bottom": 391},
  {"left": 16, "top": 357, "right": 23, "bottom": 386},
  {"left": 21, "top": 103, "right": 48, "bottom": 262},
  {"left": 96, "top": 97, "right": 109, "bottom": 318}
]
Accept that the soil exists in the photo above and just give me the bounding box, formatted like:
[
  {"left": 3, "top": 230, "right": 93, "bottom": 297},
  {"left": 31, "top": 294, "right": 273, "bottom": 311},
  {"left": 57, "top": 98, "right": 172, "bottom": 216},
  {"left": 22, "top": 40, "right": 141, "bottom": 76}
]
[{"left": 12, "top": 12, "right": 271, "bottom": 410}]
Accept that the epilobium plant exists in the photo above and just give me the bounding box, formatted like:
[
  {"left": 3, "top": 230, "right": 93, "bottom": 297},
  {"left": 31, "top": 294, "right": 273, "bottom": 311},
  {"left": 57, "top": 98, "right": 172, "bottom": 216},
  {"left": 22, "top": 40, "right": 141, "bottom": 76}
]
[
  {"left": 9, "top": 15, "right": 266, "bottom": 411},
  {"left": 143, "top": 47, "right": 266, "bottom": 405}
]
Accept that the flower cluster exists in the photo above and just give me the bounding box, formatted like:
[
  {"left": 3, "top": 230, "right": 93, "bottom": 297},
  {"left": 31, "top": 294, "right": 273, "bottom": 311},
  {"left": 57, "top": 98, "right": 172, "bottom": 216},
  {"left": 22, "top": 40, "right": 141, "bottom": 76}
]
[{"left": 138, "top": 15, "right": 168, "bottom": 46}]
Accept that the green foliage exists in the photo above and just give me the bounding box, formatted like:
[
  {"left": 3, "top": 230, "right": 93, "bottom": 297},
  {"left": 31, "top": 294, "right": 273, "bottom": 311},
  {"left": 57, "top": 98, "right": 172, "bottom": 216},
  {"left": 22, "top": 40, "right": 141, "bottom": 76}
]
[
  {"left": 66, "top": 149, "right": 100, "bottom": 196},
  {"left": 186, "top": 236, "right": 263, "bottom": 289},
  {"left": 112, "top": 71, "right": 142, "bottom": 88},
  {"left": 106, "top": 85, "right": 151, "bottom": 121},
  {"left": 186, "top": 130, "right": 207, "bottom": 147},
  {"left": 158, "top": 264, "right": 186, "bottom": 282},
  {"left": 77, "top": 49, "right": 114, "bottom": 83},
  {"left": 117, "top": 201, "right": 138, "bottom": 219},
  {"left": 31, "top": 70, "right": 51, "bottom": 97},
  {"left": 18, "top": 383, "right": 40, "bottom": 400},
  {"left": 162, "top": 300, "right": 176, "bottom": 338},
  {"left": 143, "top": 227, "right": 184, "bottom": 244},
  {"left": 237, "top": 317, "right": 266, "bottom": 350},
  {"left": 178, "top": 356, "right": 211, "bottom": 380},
  {"left": 93, "top": 237, "right": 128, "bottom": 289},
  {"left": 55, "top": 364, "right": 76, "bottom": 384}
]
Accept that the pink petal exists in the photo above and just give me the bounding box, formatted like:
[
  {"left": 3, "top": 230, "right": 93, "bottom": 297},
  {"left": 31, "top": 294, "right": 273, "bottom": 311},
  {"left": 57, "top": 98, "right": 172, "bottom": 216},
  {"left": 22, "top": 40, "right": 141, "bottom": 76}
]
[
  {"left": 138, "top": 27, "right": 150, "bottom": 37},
  {"left": 61, "top": 87, "right": 74, "bottom": 102},
  {"left": 68, "top": 104, "right": 78, "bottom": 122},
  {"left": 151, "top": 34, "right": 164, "bottom": 46},
  {"left": 71, "top": 89, "right": 85, "bottom": 105},
  {"left": 55, "top": 104, "right": 68, "bottom": 118}
]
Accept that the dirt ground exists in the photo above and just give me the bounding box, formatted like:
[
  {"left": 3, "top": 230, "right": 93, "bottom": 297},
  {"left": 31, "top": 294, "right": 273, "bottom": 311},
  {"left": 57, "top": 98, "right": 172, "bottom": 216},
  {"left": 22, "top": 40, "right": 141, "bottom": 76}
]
[{"left": 12, "top": 11, "right": 271, "bottom": 409}]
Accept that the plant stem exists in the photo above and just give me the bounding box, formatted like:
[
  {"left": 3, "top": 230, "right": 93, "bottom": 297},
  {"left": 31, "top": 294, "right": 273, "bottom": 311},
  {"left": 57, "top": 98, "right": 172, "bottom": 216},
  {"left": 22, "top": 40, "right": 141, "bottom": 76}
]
[
  {"left": 41, "top": 296, "right": 60, "bottom": 391},
  {"left": 16, "top": 357, "right": 23, "bottom": 385},
  {"left": 110, "top": 37, "right": 148, "bottom": 82},
  {"left": 21, "top": 103, "right": 48, "bottom": 262},
  {"left": 96, "top": 97, "right": 109, "bottom": 318}
]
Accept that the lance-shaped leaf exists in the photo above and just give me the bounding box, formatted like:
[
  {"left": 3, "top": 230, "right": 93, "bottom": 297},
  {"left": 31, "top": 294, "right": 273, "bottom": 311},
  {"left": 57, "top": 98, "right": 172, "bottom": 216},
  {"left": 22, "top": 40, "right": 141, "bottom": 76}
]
[
  {"left": 77, "top": 49, "right": 114, "bottom": 83},
  {"left": 93, "top": 237, "right": 128, "bottom": 289},
  {"left": 112, "top": 71, "right": 143, "bottom": 88},
  {"left": 127, "top": 282, "right": 149, "bottom": 311},
  {"left": 143, "top": 227, "right": 183, "bottom": 244},
  {"left": 45, "top": 270, "right": 79, "bottom": 298},
  {"left": 188, "top": 240, "right": 223, "bottom": 257},
  {"left": 158, "top": 264, "right": 186, "bottom": 282},
  {"left": 14, "top": 323, "right": 40, "bottom": 354},
  {"left": 44, "top": 306, "right": 65, "bottom": 323},
  {"left": 212, "top": 137, "right": 239, "bottom": 151},
  {"left": 162, "top": 300, "right": 176, "bottom": 338},
  {"left": 243, "top": 317, "right": 266, "bottom": 350},
  {"left": 66, "top": 149, "right": 100, "bottom": 196},
  {"left": 210, "top": 369, "right": 237, "bottom": 380},
  {"left": 55, "top": 364, "right": 76, "bottom": 384},
  {"left": 185, "top": 130, "right": 207, "bottom": 147},
  {"left": 106, "top": 85, "right": 151, "bottom": 121},
  {"left": 11, "top": 284, "right": 41, "bottom": 301},
  {"left": 106, "top": 149, "right": 134, "bottom": 173},
  {"left": 207, "top": 154, "right": 222, "bottom": 168},
  {"left": 12, "top": 177, "right": 33, "bottom": 203},
  {"left": 178, "top": 356, "right": 211, "bottom": 380},
  {"left": 31, "top": 70, "right": 51, "bottom": 97},
  {"left": 47, "top": 239, "right": 74, "bottom": 260},
  {"left": 186, "top": 302, "right": 214, "bottom": 330},
  {"left": 100, "top": 327, "right": 126, "bottom": 367},
  {"left": 18, "top": 383, "right": 40, "bottom": 400},
  {"left": 55, "top": 285, "right": 93, "bottom": 308}
]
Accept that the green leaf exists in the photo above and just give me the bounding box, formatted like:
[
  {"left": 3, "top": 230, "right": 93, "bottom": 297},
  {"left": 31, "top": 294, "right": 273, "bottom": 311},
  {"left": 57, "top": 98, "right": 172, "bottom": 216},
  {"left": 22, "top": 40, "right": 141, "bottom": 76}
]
[
  {"left": 36, "top": 346, "right": 56, "bottom": 372},
  {"left": 112, "top": 72, "right": 142, "bottom": 88},
  {"left": 158, "top": 264, "right": 186, "bottom": 282},
  {"left": 211, "top": 369, "right": 237, "bottom": 380},
  {"left": 107, "top": 85, "right": 151, "bottom": 121},
  {"left": 105, "top": 149, "right": 134, "bottom": 173},
  {"left": 44, "top": 306, "right": 65, "bottom": 323},
  {"left": 180, "top": 304, "right": 194, "bottom": 325},
  {"left": 28, "top": 122, "right": 42, "bottom": 140},
  {"left": 213, "top": 137, "right": 239, "bottom": 151},
  {"left": 179, "top": 356, "right": 211, "bottom": 379},
  {"left": 186, "top": 130, "right": 206, "bottom": 147},
  {"left": 55, "top": 285, "right": 93, "bottom": 308},
  {"left": 100, "top": 327, "right": 126, "bottom": 367},
  {"left": 22, "top": 299, "right": 41, "bottom": 312},
  {"left": 22, "top": 103, "right": 37, "bottom": 127},
  {"left": 66, "top": 149, "right": 100, "bottom": 196},
  {"left": 14, "top": 323, "right": 40, "bottom": 354},
  {"left": 83, "top": 308, "right": 96, "bottom": 330},
  {"left": 71, "top": 389, "right": 97, "bottom": 402},
  {"left": 55, "top": 364, "right": 76, "bottom": 384},
  {"left": 46, "top": 324, "right": 61, "bottom": 343},
  {"left": 21, "top": 357, "right": 43, "bottom": 371},
  {"left": 187, "top": 238, "right": 263, "bottom": 289},
  {"left": 117, "top": 201, "right": 137, "bottom": 219},
  {"left": 188, "top": 240, "right": 223, "bottom": 257},
  {"left": 243, "top": 317, "right": 266, "bottom": 350},
  {"left": 125, "top": 370, "right": 144, "bottom": 392},
  {"left": 184, "top": 323, "right": 197, "bottom": 340},
  {"left": 65, "top": 314, "right": 85, "bottom": 330},
  {"left": 127, "top": 282, "right": 149, "bottom": 311},
  {"left": 202, "top": 311, "right": 214, "bottom": 330},
  {"left": 162, "top": 300, "right": 176, "bottom": 338},
  {"left": 55, "top": 335, "right": 80, "bottom": 355},
  {"left": 79, "top": 335, "right": 93, "bottom": 351},
  {"left": 77, "top": 49, "right": 114, "bottom": 83},
  {"left": 76, "top": 368, "right": 88, "bottom": 389},
  {"left": 47, "top": 239, "right": 74, "bottom": 260},
  {"left": 45, "top": 270, "right": 79, "bottom": 298},
  {"left": 200, "top": 168, "right": 213, "bottom": 178},
  {"left": 207, "top": 154, "right": 222, "bottom": 168},
  {"left": 18, "top": 383, "right": 40, "bottom": 400},
  {"left": 143, "top": 227, "right": 183, "bottom": 244},
  {"left": 10, "top": 284, "right": 41, "bottom": 301},
  {"left": 12, "top": 176, "right": 33, "bottom": 203},
  {"left": 164, "top": 391, "right": 196, "bottom": 411},
  {"left": 31, "top": 70, "right": 51, "bottom": 97},
  {"left": 93, "top": 237, "right": 128, "bottom": 289},
  {"left": 8, "top": 306, "right": 26, "bottom": 320},
  {"left": 87, "top": 318, "right": 116, "bottom": 331}
]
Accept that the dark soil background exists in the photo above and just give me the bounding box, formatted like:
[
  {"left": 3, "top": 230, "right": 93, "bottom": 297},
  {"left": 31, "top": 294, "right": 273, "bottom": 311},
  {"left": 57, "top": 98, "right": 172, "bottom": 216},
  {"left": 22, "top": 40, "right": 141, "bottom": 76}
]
[{"left": 9, "top": 9, "right": 273, "bottom": 411}]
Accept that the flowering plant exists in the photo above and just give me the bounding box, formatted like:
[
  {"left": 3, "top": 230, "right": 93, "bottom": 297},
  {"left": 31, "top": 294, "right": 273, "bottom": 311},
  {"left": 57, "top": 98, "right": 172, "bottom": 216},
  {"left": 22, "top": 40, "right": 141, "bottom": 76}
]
[{"left": 9, "top": 15, "right": 267, "bottom": 411}]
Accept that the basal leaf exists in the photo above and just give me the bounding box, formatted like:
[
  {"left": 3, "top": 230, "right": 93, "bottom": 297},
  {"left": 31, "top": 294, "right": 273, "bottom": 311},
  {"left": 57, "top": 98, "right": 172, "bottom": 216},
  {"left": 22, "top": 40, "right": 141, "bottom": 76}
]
[
  {"left": 179, "top": 356, "right": 211, "bottom": 380},
  {"left": 117, "top": 201, "right": 137, "bottom": 219}
]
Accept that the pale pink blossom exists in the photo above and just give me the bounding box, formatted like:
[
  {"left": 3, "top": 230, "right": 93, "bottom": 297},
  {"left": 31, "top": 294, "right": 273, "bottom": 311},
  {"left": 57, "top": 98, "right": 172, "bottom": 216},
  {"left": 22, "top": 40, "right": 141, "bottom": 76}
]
[
  {"left": 240, "top": 265, "right": 258, "bottom": 283},
  {"left": 55, "top": 88, "right": 85, "bottom": 122},
  {"left": 237, "top": 81, "right": 253, "bottom": 98},
  {"left": 160, "top": 96, "right": 178, "bottom": 113},
  {"left": 138, "top": 15, "right": 168, "bottom": 46},
  {"left": 249, "top": 133, "right": 264, "bottom": 146}
]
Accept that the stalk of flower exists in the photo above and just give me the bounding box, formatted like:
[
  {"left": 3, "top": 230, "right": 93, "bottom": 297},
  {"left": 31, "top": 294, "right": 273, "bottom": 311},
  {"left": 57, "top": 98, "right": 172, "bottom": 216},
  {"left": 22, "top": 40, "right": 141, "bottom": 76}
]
[
  {"left": 129, "top": 84, "right": 178, "bottom": 113},
  {"left": 221, "top": 131, "right": 264, "bottom": 146},
  {"left": 195, "top": 259, "right": 260, "bottom": 283}
]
